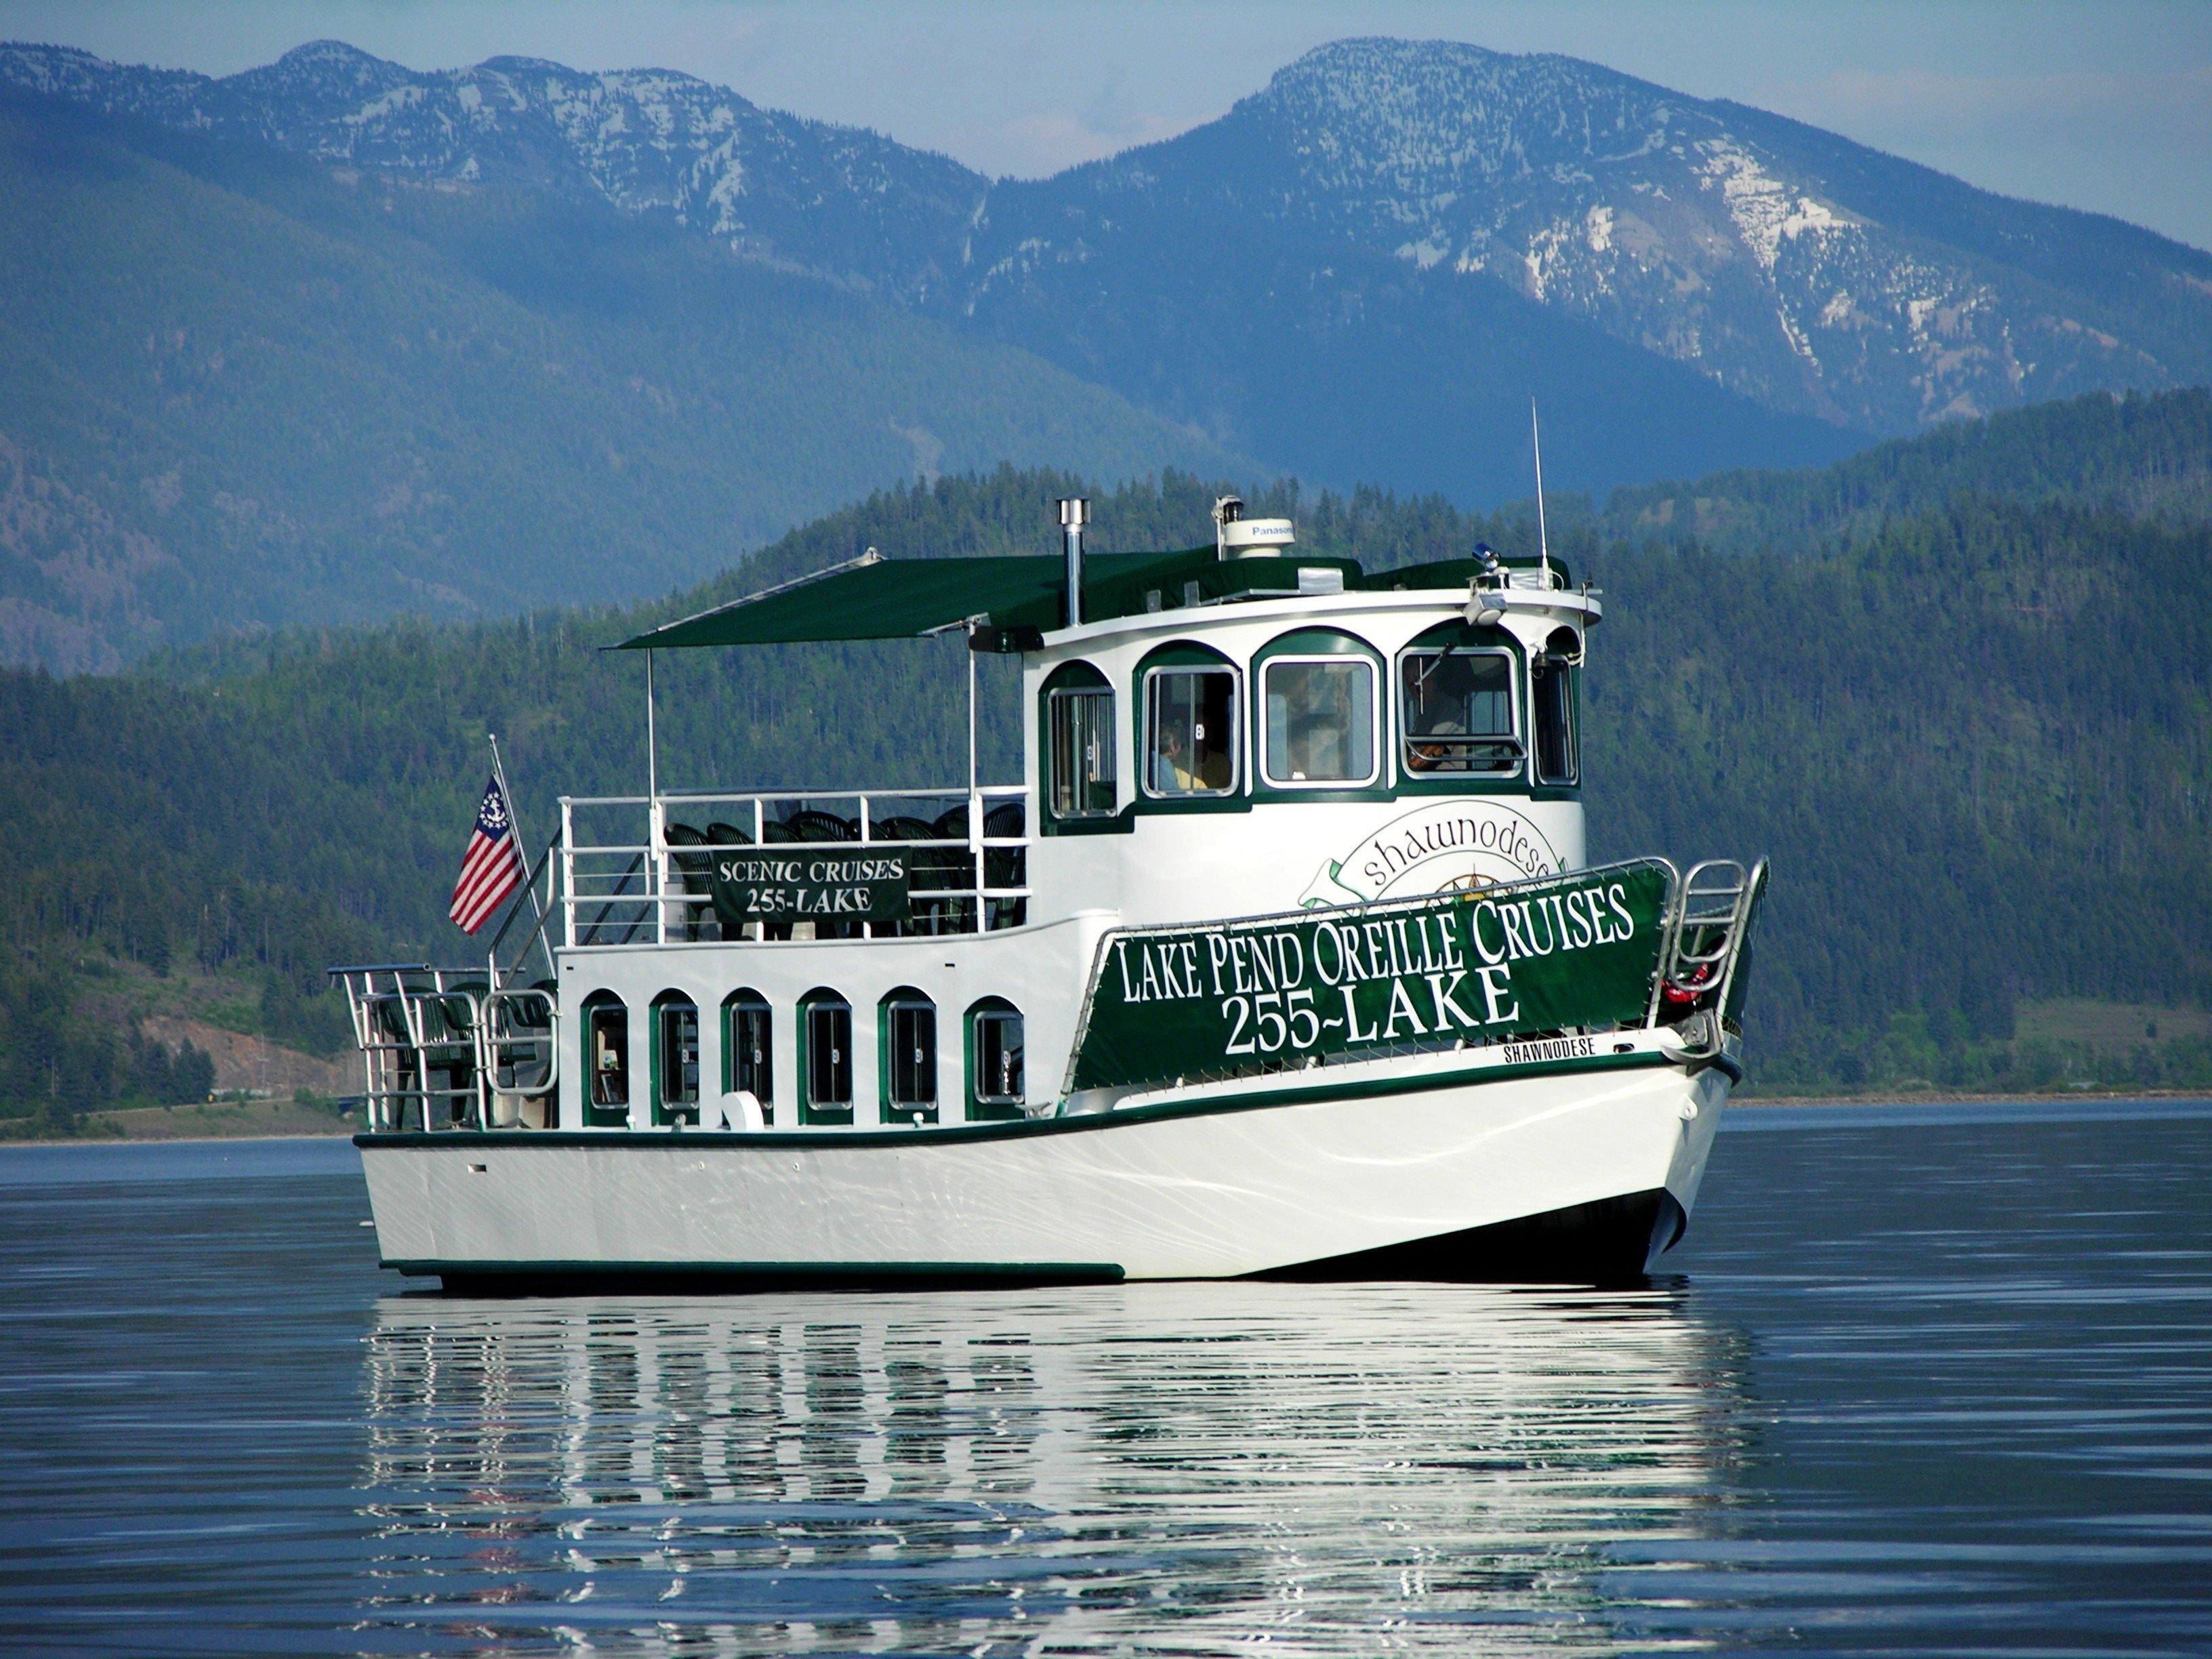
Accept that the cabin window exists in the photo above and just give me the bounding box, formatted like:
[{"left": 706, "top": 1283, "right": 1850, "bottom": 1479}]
[
  {"left": 722, "top": 990, "right": 773, "bottom": 1119},
  {"left": 1532, "top": 655, "right": 1578, "bottom": 786},
  {"left": 1048, "top": 687, "right": 1117, "bottom": 817},
  {"left": 1399, "top": 649, "right": 1522, "bottom": 775},
  {"left": 585, "top": 996, "right": 629, "bottom": 1121},
  {"left": 652, "top": 994, "right": 699, "bottom": 1124},
  {"left": 881, "top": 990, "right": 937, "bottom": 1124},
  {"left": 968, "top": 1000, "right": 1025, "bottom": 1120},
  {"left": 1145, "top": 668, "right": 1237, "bottom": 796},
  {"left": 1262, "top": 659, "right": 1376, "bottom": 786},
  {"left": 801, "top": 991, "right": 853, "bottom": 1122}
]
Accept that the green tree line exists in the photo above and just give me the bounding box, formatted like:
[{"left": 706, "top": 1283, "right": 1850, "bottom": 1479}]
[{"left": 4, "top": 390, "right": 2209, "bottom": 1122}]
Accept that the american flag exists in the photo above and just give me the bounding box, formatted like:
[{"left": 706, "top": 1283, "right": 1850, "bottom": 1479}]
[{"left": 450, "top": 774, "right": 527, "bottom": 934}]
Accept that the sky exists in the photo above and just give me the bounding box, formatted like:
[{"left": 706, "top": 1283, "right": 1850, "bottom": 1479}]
[{"left": 5, "top": 0, "right": 2209, "bottom": 251}]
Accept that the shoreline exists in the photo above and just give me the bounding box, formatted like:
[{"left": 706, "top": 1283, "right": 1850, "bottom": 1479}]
[
  {"left": 1740, "top": 1087, "right": 2212, "bottom": 1107},
  {"left": 5, "top": 1090, "right": 2211, "bottom": 1148}
]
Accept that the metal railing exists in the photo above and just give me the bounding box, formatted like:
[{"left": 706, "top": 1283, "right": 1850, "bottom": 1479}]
[
  {"left": 331, "top": 966, "right": 561, "bottom": 1133},
  {"left": 558, "top": 784, "right": 1032, "bottom": 949},
  {"left": 1650, "top": 857, "right": 1770, "bottom": 1058}
]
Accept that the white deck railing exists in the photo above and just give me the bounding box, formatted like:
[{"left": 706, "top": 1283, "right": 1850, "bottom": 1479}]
[{"left": 557, "top": 784, "right": 1031, "bottom": 948}]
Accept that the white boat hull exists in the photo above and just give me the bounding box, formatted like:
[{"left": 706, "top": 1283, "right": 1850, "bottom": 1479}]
[{"left": 359, "top": 1047, "right": 1733, "bottom": 1287}]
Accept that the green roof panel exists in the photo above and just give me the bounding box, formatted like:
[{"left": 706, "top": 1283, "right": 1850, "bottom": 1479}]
[
  {"left": 615, "top": 554, "right": 1067, "bottom": 650},
  {"left": 615, "top": 547, "right": 1376, "bottom": 651}
]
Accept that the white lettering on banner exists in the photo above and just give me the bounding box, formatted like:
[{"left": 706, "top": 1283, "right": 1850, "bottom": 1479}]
[
  {"left": 1115, "top": 881, "right": 1639, "bottom": 1015},
  {"left": 1072, "top": 866, "right": 1683, "bottom": 1094},
  {"left": 1299, "top": 802, "right": 1562, "bottom": 908},
  {"left": 711, "top": 850, "right": 909, "bottom": 921},
  {"left": 1111, "top": 880, "right": 1640, "bottom": 1067},
  {"left": 714, "top": 855, "right": 905, "bottom": 886}
]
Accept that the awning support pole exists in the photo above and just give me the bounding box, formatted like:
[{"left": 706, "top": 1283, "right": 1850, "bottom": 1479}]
[
  {"left": 644, "top": 649, "right": 663, "bottom": 943},
  {"left": 966, "top": 628, "right": 981, "bottom": 921},
  {"left": 644, "top": 649, "right": 659, "bottom": 804}
]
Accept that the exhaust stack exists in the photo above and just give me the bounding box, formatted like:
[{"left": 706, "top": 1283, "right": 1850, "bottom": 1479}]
[{"left": 1059, "top": 497, "right": 1089, "bottom": 627}]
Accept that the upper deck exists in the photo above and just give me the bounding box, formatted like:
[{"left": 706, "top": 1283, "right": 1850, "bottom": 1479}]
[
  {"left": 341, "top": 501, "right": 1650, "bottom": 1139},
  {"left": 556, "top": 504, "right": 1603, "bottom": 954}
]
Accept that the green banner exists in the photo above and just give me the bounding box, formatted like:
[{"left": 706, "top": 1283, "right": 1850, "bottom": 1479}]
[
  {"left": 1067, "top": 862, "right": 1672, "bottom": 1093},
  {"left": 708, "top": 848, "right": 912, "bottom": 926}
]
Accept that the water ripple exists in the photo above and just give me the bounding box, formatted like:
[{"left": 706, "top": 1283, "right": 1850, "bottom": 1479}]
[{"left": 1, "top": 1103, "right": 2209, "bottom": 1655}]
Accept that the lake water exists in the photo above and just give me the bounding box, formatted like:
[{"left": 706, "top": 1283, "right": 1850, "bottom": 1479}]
[{"left": 2, "top": 1101, "right": 2209, "bottom": 1656}]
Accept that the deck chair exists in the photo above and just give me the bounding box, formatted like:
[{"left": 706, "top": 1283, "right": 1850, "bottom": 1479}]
[
  {"left": 914, "top": 806, "right": 980, "bottom": 935},
  {"left": 984, "top": 801, "right": 1029, "bottom": 930},
  {"left": 663, "top": 821, "right": 717, "bottom": 941},
  {"left": 867, "top": 815, "right": 938, "bottom": 935}
]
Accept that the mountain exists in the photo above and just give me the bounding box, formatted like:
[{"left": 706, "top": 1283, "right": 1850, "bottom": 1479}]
[
  {"left": 10, "top": 34, "right": 2207, "bottom": 669},
  {"left": 3, "top": 388, "right": 2210, "bottom": 1130},
  {"left": 9, "top": 37, "right": 2208, "bottom": 499},
  {"left": 955, "top": 40, "right": 2212, "bottom": 489},
  {"left": 0, "top": 37, "right": 987, "bottom": 305},
  {"left": 0, "top": 81, "right": 1246, "bottom": 670}
]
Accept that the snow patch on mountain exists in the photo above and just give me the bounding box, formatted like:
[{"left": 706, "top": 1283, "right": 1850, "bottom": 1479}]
[{"left": 1695, "top": 139, "right": 1848, "bottom": 272}]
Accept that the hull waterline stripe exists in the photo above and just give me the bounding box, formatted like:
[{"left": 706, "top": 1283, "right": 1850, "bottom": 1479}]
[
  {"left": 355, "top": 1047, "right": 1717, "bottom": 1153},
  {"left": 389, "top": 1260, "right": 1127, "bottom": 1286}
]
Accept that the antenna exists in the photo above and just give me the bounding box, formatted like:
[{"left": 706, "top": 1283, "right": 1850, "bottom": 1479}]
[{"left": 1531, "top": 396, "right": 1551, "bottom": 586}]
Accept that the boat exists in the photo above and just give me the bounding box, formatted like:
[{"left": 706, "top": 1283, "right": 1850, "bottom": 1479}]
[{"left": 335, "top": 495, "right": 1766, "bottom": 1290}]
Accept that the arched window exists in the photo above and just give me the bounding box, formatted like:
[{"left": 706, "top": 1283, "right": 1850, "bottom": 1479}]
[
  {"left": 581, "top": 991, "right": 630, "bottom": 1128},
  {"left": 1254, "top": 628, "right": 1382, "bottom": 790},
  {"left": 966, "top": 998, "right": 1025, "bottom": 1121},
  {"left": 1532, "top": 626, "right": 1581, "bottom": 787},
  {"left": 649, "top": 990, "right": 699, "bottom": 1127},
  {"left": 799, "top": 989, "right": 853, "bottom": 1125},
  {"left": 1139, "top": 642, "right": 1240, "bottom": 800},
  {"left": 1397, "top": 621, "right": 1525, "bottom": 783},
  {"left": 1043, "top": 661, "right": 1117, "bottom": 821},
  {"left": 880, "top": 987, "right": 938, "bottom": 1125},
  {"left": 721, "top": 989, "right": 773, "bottom": 1124}
]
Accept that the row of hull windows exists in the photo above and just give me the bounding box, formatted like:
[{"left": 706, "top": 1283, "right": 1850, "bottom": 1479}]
[
  {"left": 1048, "top": 635, "right": 1578, "bottom": 817},
  {"left": 583, "top": 993, "right": 1025, "bottom": 1129}
]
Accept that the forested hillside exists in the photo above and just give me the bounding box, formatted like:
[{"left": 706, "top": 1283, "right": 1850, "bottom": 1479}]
[
  {"left": 0, "top": 87, "right": 1244, "bottom": 672},
  {"left": 1606, "top": 386, "right": 2212, "bottom": 548},
  {"left": 3, "top": 390, "right": 2209, "bottom": 1128}
]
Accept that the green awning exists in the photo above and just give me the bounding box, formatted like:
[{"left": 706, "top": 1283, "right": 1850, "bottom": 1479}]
[
  {"left": 614, "top": 552, "right": 1071, "bottom": 650},
  {"left": 617, "top": 546, "right": 1377, "bottom": 651}
]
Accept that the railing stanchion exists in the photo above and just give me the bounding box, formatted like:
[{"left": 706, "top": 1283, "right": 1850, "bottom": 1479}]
[
  {"left": 649, "top": 796, "right": 667, "bottom": 946},
  {"left": 560, "top": 799, "right": 576, "bottom": 950}
]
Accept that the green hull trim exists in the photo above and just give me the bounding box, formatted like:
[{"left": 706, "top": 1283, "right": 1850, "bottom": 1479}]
[
  {"left": 356, "top": 1046, "right": 1705, "bottom": 1154},
  {"left": 390, "top": 1259, "right": 1126, "bottom": 1288}
]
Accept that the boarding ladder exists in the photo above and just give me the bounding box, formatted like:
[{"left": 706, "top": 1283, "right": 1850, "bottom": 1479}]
[{"left": 1650, "top": 857, "right": 1769, "bottom": 1060}]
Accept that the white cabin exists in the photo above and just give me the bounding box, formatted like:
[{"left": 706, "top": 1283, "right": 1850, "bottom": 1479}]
[{"left": 340, "top": 501, "right": 1610, "bottom": 1139}]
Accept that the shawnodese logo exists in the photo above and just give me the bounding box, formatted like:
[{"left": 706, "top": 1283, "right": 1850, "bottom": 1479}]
[{"left": 1300, "top": 801, "right": 1560, "bottom": 908}]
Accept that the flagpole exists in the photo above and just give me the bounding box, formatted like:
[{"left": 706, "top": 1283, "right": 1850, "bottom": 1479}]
[{"left": 488, "top": 732, "right": 555, "bottom": 981}]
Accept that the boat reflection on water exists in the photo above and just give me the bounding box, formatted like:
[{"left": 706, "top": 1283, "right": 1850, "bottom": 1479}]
[{"left": 359, "top": 1285, "right": 1747, "bottom": 1654}]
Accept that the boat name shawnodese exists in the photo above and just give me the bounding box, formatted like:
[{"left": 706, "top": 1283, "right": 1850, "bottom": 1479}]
[{"left": 1361, "top": 811, "right": 1552, "bottom": 887}]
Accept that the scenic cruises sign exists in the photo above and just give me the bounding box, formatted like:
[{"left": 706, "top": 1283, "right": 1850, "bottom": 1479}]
[
  {"left": 1068, "top": 861, "right": 1671, "bottom": 1093},
  {"left": 708, "top": 849, "right": 912, "bottom": 925}
]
